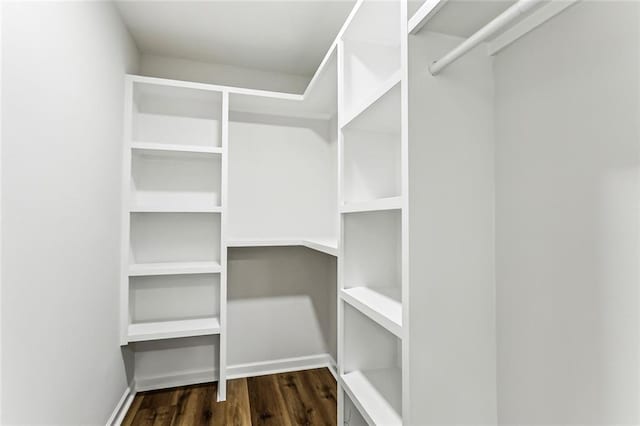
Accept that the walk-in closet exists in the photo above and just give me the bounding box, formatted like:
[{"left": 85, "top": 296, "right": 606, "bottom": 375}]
[{"left": 2, "top": 0, "right": 638, "bottom": 425}]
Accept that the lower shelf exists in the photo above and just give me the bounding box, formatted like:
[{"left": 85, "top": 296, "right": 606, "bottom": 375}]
[
  {"left": 341, "top": 368, "right": 402, "bottom": 426},
  {"left": 128, "top": 317, "right": 221, "bottom": 342},
  {"left": 341, "top": 286, "right": 402, "bottom": 337}
]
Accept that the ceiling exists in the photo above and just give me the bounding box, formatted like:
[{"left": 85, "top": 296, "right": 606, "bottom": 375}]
[{"left": 115, "top": 0, "right": 356, "bottom": 78}]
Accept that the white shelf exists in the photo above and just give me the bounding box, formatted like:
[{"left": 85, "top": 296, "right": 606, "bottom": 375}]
[
  {"left": 130, "top": 204, "right": 222, "bottom": 213},
  {"left": 131, "top": 141, "right": 223, "bottom": 155},
  {"left": 341, "top": 70, "right": 401, "bottom": 130},
  {"left": 127, "top": 317, "right": 221, "bottom": 342},
  {"left": 129, "top": 261, "right": 222, "bottom": 276},
  {"left": 303, "top": 238, "right": 339, "bottom": 257},
  {"left": 341, "top": 286, "right": 402, "bottom": 338},
  {"left": 227, "top": 238, "right": 338, "bottom": 257},
  {"left": 341, "top": 196, "right": 403, "bottom": 214},
  {"left": 341, "top": 369, "right": 402, "bottom": 426}
]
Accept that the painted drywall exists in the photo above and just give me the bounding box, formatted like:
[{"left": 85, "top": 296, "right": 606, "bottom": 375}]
[
  {"left": 228, "top": 112, "right": 337, "bottom": 241},
  {"left": 495, "top": 2, "right": 640, "bottom": 424},
  {"left": 140, "top": 53, "right": 310, "bottom": 94},
  {"left": 1, "top": 2, "right": 139, "bottom": 424},
  {"left": 228, "top": 247, "right": 336, "bottom": 365},
  {"left": 408, "top": 31, "right": 497, "bottom": 425}
]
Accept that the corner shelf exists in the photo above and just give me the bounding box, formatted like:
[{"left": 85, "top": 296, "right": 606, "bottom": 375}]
[
  {"left": 340, "top": 368, "right": 402, "bottom": 426},
  {"left": 340, "top": 286, "right": 402, "bottom": 338},
  {"left": 227, "top": 238, "right": 338, "bottom": 257},
  {"left": 340, "top": 196, "right": 402, "bottom": 214},
  {"left": 129, "top": 261, "right": 222, "bottom": 277},
  {"left": 127, "top": 316, "right": 221, "bottom": 342},
  {"left": 131, "top": 141, "right": 223, "bottom": 155}
]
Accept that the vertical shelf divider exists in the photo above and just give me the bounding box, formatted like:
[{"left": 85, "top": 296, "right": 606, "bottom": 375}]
[
  {"left": 120, "top": 76, "right": 134, "bottom": 346},
  {"left": 336, "top": 37, "right": 346, "bottom": 426},
  {"left": 218, "top": 90, "right": 229, "bottom": 402},
  {"left": 400, "top": 0, "right": 410, "bottom": 421}
]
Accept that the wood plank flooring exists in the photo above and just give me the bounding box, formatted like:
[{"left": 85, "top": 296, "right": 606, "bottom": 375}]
[{"left": 122, "top": 368, "right": 337, "bottom": 426}]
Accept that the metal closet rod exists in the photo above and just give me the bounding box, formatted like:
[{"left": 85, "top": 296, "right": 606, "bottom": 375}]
[{"left": 429, "top": 0, "right": 543, "bottom": 75}]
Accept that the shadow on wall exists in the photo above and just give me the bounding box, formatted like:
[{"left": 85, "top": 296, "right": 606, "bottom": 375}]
[{"left": 227, "top": 246, "right": 337, "bottom": 365}]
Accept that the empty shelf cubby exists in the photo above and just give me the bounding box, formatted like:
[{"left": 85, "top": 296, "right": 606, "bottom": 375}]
[
  {"left": 342, "top": 303, "right": 402, "bottom": 425},
  {"left": 130, "top": 147, "right": 221, "bottom": 211},
  {"left": 132, "top": 81, "right": 222, "bottom": 149},
  {"left": 130, "top": 212, "right": 221, "bottom": 264},
  {"left": 129, "top": 273, "right": 220, "bottom": 323}
]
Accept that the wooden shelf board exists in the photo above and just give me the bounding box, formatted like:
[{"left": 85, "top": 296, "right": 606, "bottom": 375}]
[
  {"left": 128, "top": 317, "right": 221, "bottom": 342},
  {"left": 340, "top": 70, "right": 401, "bottom": 130},
  {"left": 129, "top": 261, "right": 222, "bottom": 276},
  {"left": 341, "top": 286, "right": 402, "bottom": 337},
  {"left": 131, "top": 141, "right": 223, "bottom": 155},
  {"left": 340, "top": 368, "right": 402, "bottom": 426},
  {"left": 340, "top": 196, "right": 403, "bottom": 214},
  {"left": 227, "top": 238, "right": 338, "bottom": 257}
]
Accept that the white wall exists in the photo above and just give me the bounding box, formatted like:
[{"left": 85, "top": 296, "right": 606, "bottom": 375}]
[
  {"left": 228, "top": 112, "right": 337, "bottom": 241},
  {"left": 228, "top": 246, "right": 336, "bottom": 365},
  {"left": 140, "top": 53, "right": 310, "bottom": 94},
  {"left": 408, "top": 31, "right": 497, "bottom": 425},
  {"left": 1, "top": 2, "right": 138, "bottom": 424},
  {"left": 495, "top": 2, "right": 640, "bottom": 424}
]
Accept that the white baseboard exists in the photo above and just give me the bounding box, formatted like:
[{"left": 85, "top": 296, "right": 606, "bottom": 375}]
[
  {"left": 106, "top": 385, "right": 136, "bottom": 426},
  {"left": 135, "top": 369, "right": 218, "bottom": 392},
  {"left": 227, "top": 353, "right": 334, "bottom": 379},
  {"left": 133, "top": 353, "right": 336, "bottom": 393}
]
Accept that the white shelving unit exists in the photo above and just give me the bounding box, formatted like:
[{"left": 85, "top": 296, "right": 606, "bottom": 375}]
[
  {"left": 120, "top": 76, "right": 229, "bottom": 401},
  {"left": 337, "top": 0, "right": 408, "bottom": 424}
]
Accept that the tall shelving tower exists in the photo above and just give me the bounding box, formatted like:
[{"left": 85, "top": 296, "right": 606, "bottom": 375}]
[
  {"left": 337, "top": 0, "right": 408, "bottom": 424},
  {"left": 120, "top": 77, "right": 228, "bottom": 401}
]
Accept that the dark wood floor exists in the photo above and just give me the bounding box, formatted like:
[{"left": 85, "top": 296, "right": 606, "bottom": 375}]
[{"left": 122, "top": 368, "right": 337, "bottom": 426}]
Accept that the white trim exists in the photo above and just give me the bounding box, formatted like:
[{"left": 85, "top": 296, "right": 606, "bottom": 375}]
[
  {"left": 227, "top": 354, "right": 335, "bottom": 380},
  {"left": 408, "top": 0, "right": 448, "bottom": 35},
  {"left": 133, "top": 353, "right": 336, "bottom": 393},
  {"left": 487, "top": 0, "right": 579, "bottom": 56},
  {"left": 106, "top": 386, "right": 136, "bottom": 426},
  {"left": 135, "top": 369, "right": 218, "bottom": 393}
]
